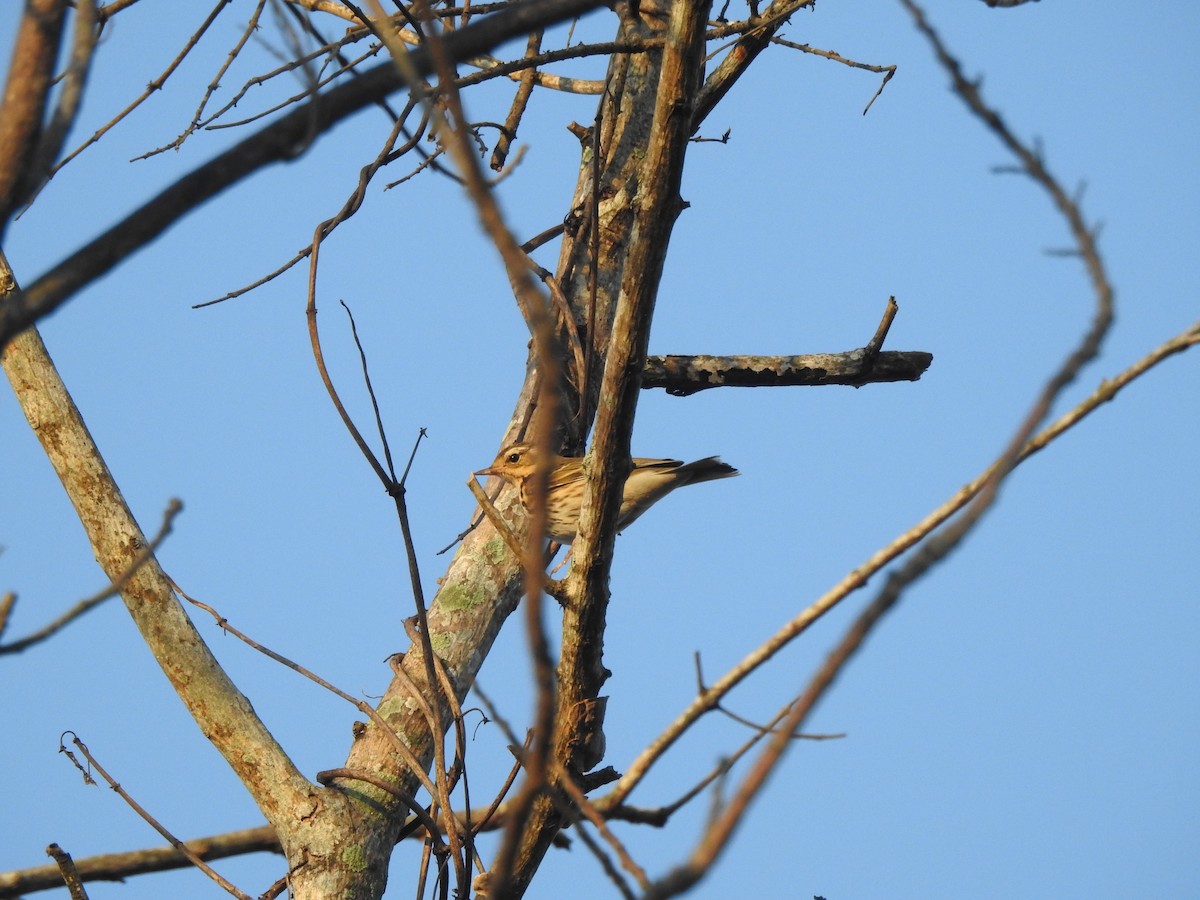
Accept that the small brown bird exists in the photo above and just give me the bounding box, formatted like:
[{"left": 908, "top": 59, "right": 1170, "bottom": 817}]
[{"left": 476, "top": 441, "right": 739, "bottom": 544}]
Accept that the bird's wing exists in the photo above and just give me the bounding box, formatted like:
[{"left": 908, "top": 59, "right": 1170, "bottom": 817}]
[
  {"left": 630, "top": 457, "right": 684, "bottom": 471},
  {"left": 548, "top": 464, "right": 587, "bottom": 491}
]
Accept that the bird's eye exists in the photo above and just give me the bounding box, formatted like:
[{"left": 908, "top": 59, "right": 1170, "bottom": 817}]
[{"left": 507, "top": 453, "right": 521, "bottom": 463}]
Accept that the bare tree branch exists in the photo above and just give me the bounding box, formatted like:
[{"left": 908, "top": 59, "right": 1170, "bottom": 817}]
[
  {"left": 43, "top": 845, "right": 87, "bottom": 900},
  {"left": 495, "top": 0, "right": 714, "bottom": 892},
  {"left": 0, "top": 499, "right": 182, "bottom": 655},
  {"left": 693, "top": 0, "right": 816, "bottom": 128},
  {"left": 0, "top": 0, "right": 614, "bottom": 349},
  {"left": 642, "top": 348, "right": 932, "bottom": 396},
  {"left": 60, "top": 735, "right": 253, "bottom": 899},
  {"left": 0, "top": 0, "right": 68, "bottom": 231},
  {"left": 0, "top": 828, "right": 281, "bottom": 898},
  {"left": 1, "top": 251, "right": 313, "bottom": 839},
  {"left": 2, "top": 2, "right": 1182, "bottom": 898},
  {"left": 642, "top": 3, "right": 1118, "bottom": 890},
  {"left": 18, "top": 0, "right": 98, "bottom": 209}
]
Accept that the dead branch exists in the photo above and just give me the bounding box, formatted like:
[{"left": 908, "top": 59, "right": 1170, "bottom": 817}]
[
  {"left": 642, "top": 349, "right": 932, "bottom": 393},
  {"left": 0, "top": 827, "right": 281, "bottom": 898}
]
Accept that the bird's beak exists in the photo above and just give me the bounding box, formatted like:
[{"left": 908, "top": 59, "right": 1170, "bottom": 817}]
[{"left": 475, "top": 466, "right": 497, "bottom": 477}]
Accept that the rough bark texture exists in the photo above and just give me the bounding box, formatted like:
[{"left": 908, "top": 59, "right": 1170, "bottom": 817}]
[
  {"left": 0, "top": 254, "right": 321, "bottom": 858},
  {"left": 335, "top": 0, "right": 714, "bottom": 895},
  {"left": 643, "top": 350, "right": 934, "bottom": 394},
  {"left": 0, "top": 1, "right": 921, "bottom": 896}
]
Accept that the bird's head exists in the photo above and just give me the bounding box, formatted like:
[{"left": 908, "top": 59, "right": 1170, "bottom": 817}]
[{"left": 475, "top": 442, "right": 542, "bottom": 482}]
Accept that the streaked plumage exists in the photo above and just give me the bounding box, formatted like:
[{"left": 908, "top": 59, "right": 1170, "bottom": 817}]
[{"left": 476, "top": 441, "right": 738, "bottom": 544}]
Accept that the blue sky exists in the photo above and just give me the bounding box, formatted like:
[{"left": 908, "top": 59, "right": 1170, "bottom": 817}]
[{"left": 2, "top": 1, "right": 1197, "bottom": 898}]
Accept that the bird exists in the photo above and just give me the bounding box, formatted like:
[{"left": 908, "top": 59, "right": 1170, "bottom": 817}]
[{"left": 476, "top": 441, "right": 738, "bottom": 544}]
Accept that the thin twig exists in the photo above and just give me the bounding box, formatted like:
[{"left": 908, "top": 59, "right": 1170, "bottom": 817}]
[
  {"left": 693, "top": 652, "right": 844, "bottom": 741},
  {"left": 142, "top": 0, "right": 268, "bottom": 157},
  {"left": 51, "top": 0, "right": 235, "bottom": 178},
  {"left": 0, "top": 499, "right": 184, "bottom": 655},
  {"left": 174, "top": 583, "right": 441, "bottom": 798},
  {"left": 8, "top": 0, "right": 617, "bottom": 346},
  {"left": 418, "top": 18, "right": 573, "bottom": 893},
  {"left": 316, "top": 768, "right": 446, "bottom": 852},
  {"left": 606, "top": 229, "right": 1196, "bottom": 832},
  {"left": 769, "top": 36, "right": 896, "bottom": 114},
  {"left": 196, "top": 98, "right": 426, "bottom": 308},
  {"left": 553, "top": 764, "right": 648, "bottom": 891},
  {"left": 59, "top": 735, "right": 252, "bottom": 900},
  {"left": 491, "top": 29, "right": 543, "bottom": 170},
  {"left": 643, "top": 4, "right": 1119, "bottom": 891}
]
